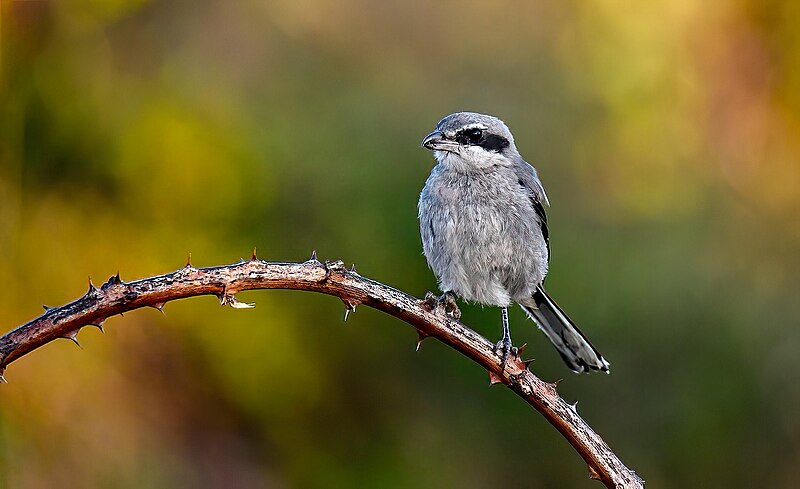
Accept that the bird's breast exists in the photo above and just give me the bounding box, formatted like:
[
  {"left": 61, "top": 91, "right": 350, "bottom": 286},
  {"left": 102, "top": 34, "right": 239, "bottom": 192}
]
[{"left": 419, "top": 167, "right": 548, "bottom": 304}]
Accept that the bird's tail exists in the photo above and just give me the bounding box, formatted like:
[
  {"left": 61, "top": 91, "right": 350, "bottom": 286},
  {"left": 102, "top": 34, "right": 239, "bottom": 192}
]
[{"left": 519, "top": 287, "right": 610, "bottom": 374}]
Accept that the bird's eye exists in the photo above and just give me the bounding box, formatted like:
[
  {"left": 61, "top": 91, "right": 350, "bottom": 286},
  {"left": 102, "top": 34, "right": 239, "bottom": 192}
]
[{"left": 463, "top": 128, "right": 484, "bottom": 144}]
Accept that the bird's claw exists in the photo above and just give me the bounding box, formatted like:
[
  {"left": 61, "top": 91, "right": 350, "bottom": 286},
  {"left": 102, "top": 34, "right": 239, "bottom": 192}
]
[
  {"left": 494, "top": 337, "right": 518, "bottom": 370},
  {"left": 423, "top": 292, "right": 440, "bottom": 311},
  {"left": 441, "top": 291, "right": 461, "bottom": 319},
  {"left": 422, "top": 291, "right": 462, "bottom": 319}
]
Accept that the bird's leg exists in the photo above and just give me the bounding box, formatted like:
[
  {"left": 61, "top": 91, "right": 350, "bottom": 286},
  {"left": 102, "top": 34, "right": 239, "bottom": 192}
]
[
  {"left": 495, "top": 307, "right": 516, "bottom": 370},
  {"left": 422, "top": 291, "right": 462, "bottom": 319}
]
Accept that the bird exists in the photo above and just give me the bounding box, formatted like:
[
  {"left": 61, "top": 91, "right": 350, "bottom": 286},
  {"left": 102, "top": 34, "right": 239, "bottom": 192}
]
[{"left": 417, "top": 112, "right": 609, "bottom": 373}]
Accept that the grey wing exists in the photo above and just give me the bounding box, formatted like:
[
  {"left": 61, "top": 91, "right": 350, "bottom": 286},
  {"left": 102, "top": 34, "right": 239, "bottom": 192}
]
[
  {"left": 531, "top": 197, "right": 549, "bottom": 256},
  {"left": 512, "top": 158, "right": 550, "bottom": 257}
]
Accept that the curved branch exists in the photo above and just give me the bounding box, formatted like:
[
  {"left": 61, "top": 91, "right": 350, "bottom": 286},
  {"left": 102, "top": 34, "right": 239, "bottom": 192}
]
[{"left": 0, "top": 255, "right": 644, "bottom": 488}]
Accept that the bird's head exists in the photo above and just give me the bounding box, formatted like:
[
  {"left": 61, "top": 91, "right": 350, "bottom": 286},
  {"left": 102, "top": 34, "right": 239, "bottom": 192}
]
[{"left": 421, "top": 112, "right": 519, "bottom": 170}]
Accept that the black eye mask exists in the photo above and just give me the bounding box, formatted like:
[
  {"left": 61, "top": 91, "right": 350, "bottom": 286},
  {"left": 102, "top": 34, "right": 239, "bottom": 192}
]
[{"left": 455, "top": 127, "right": 510, "bottom": 153}]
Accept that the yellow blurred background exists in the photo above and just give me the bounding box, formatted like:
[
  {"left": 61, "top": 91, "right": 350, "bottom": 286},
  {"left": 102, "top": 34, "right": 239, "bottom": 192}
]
[{"left": 1, "top": 1, "right": 799, "bottom": 487}]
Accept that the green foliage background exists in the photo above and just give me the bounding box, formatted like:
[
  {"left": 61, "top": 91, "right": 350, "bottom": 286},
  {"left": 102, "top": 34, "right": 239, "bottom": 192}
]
[{"left": 1, "top": 1, "right": 799, "bottom": 487}]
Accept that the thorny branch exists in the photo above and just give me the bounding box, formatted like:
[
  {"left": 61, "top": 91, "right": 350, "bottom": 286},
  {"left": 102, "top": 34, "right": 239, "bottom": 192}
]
[{"left": 0, "top": 252, "right": 644, "bottom": 488}]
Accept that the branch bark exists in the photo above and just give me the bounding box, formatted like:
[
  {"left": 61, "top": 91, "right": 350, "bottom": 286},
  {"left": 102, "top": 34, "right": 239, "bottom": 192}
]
[{"left": 0, "top": 254, "right": 644, "bottom": 488}]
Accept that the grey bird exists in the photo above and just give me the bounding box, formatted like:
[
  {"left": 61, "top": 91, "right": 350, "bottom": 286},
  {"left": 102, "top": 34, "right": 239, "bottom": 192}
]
[{"left": 418, "top": 112, "right": 610, "bottom": 373}]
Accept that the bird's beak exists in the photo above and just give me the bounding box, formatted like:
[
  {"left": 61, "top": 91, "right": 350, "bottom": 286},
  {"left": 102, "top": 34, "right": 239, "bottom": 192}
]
[{"left": 421, "top": 130, "right": 449, "bottom": 151}]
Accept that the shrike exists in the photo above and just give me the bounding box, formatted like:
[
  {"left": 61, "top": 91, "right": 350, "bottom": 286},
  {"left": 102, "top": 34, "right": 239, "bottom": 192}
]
[{"left": 418, "top": 112, "right": 609, "bottom": 373}]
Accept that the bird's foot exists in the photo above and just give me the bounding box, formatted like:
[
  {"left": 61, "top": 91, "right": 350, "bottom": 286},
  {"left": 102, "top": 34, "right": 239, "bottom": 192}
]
[
  {"left": 422, "top": 291, "right": 462, "bottom": 319},
  {"left": 494, "top": 337, "right": 518, "bottom": 370},
  {"left": 441, "top": 291, "right": 461, "bottom": 319}
]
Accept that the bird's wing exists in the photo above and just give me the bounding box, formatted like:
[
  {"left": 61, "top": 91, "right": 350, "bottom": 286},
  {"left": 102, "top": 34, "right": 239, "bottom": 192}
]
[{"left": 512, "top": 159, "right": 550, "bottom": 255}]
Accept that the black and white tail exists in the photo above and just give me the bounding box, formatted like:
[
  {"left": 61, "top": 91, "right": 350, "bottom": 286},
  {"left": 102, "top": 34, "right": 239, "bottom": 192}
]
[{"left": 519, "top": 287, "right": 610, "bottom": 374}]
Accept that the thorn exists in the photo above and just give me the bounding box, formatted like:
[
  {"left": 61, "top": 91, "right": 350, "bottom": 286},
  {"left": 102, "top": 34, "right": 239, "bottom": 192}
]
[
  {"left": 43, "top": 305, "right": 53, "bottom": 312},
  {"left": 523, "top": 358, "right": 535, "bottom": 369},
  {"left": 516, "top": 343, "right": 528, "bottom": 358},
  {"left": 230, "top": 299, "right": 255, "bottom": 309},
  {"left": 220, "top": 294, "right": 255, "bottom": 309},
  {"left": 341, "top": 298, "right": 359, "bottom": 322},
  {"left": 308, "top": 250, "right": 319, "bottom": 263},
  {"left": 91, "top": 321, "right": 105, "bottom": 333},
  {"left": 185, "top": 252, "right": 192, "bottom": 268},
  {"left": 250, "top": 246, "right": 258, "bottom": 262},
  {"left": 553, "top": 378, "right": 563, "bottom": 388},
  {"left": 415, "top": 330, "right": 429, "bottom": 351},
  {"left": 0, "top": 373, "right": 6, "bottom": 384},
  {"left": 588, "top": 465, "right": 601, "bottom": 481},
  {"left": 570, "top": 401, "right": 579, "bottom": 413},
  {"left": 151, "top": 302, "right": 166, "bottom": 315},
  {"left": 63, "top": 331, "right": 82, "bottom": 349},
  {"left": 86, "top": 276, "right": 99, "bottom": 297},
  {"left": 348, "top": 263, "right": 358, "bottom": 275},
  {"left": 488, "top": 370, "right": 504, "bottom": 385},
  {"left": 102, "top": 272, "right": 123, "bottom": 290}
]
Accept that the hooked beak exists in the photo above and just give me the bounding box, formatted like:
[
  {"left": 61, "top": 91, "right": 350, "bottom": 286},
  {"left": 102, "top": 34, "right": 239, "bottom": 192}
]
[{"left": 421, "top": 130, "right": 456, "bottom": 152}]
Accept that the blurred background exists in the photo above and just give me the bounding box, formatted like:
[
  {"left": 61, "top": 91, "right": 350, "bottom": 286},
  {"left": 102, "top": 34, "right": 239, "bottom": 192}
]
[{"left": 1, "top": 0, "right": 798, "bottom": 487}]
